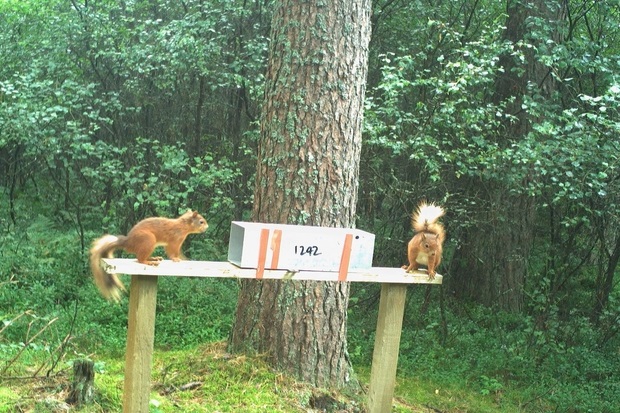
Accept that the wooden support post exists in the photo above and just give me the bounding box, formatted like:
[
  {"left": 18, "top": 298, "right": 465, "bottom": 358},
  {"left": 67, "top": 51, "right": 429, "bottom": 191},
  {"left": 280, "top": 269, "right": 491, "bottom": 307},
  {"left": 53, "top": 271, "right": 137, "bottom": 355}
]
[
  {"left": 367, "top": 283, "right": 408, "bottom": 413},
  {"left": 123, "top": 275, "right": 158, "bottom": 413},
  {"left": 102, "top": 259, "right": 441, "bottom": 412}
]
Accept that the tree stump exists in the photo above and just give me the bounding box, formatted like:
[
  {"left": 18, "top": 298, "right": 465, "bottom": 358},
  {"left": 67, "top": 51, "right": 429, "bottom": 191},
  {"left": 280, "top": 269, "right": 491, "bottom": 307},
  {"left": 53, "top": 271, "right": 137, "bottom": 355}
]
[{"left": 66, "top": 359, "right": 95, "bottom": 406}]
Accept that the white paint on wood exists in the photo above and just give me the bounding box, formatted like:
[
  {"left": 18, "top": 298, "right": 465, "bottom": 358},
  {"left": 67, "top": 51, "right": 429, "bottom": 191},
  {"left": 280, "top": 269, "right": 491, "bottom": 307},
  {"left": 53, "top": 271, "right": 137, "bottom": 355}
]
[
  {"left": 101, "top": 258, "right": 442, "bottom": 284},
  {"left": 228, "top": 221, "right": 375, "bottom": 271}
]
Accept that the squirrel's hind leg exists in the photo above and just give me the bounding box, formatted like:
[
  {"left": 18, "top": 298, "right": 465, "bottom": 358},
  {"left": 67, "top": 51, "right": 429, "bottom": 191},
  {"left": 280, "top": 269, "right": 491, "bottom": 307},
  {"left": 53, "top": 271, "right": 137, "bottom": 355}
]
[{"left": 133, "top": 240, "right": 160, "bottom": 266}]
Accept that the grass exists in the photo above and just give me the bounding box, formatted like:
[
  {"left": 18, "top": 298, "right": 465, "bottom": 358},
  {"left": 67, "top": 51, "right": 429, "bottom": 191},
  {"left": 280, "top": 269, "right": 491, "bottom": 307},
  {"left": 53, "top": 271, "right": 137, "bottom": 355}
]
[
  {"left": 1, "top": 342, "right": 360, "bottom": 412},
  {"left": 1, "top": 276, "right": 616, "bottom": 412},
  {"left": 0, "top": 341, "right": 561, "bottom": 413}
]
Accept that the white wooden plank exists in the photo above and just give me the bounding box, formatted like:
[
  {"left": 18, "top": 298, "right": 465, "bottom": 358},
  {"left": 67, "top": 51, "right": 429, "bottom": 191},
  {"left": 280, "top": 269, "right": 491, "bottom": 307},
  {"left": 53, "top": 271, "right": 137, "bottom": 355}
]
[{"left": 101, "top": 258, "right": 443, "bottom": 284}]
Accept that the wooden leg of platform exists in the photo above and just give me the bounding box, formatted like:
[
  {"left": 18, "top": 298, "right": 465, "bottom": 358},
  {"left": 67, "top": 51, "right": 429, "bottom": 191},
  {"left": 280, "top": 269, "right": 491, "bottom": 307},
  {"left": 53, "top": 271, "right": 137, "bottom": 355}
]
[
  {"left": 367, "top": 283, "right": 408, "bottom": 413},
  {"left": 123, "top": 275, "right": 158, "bottom": 413}
]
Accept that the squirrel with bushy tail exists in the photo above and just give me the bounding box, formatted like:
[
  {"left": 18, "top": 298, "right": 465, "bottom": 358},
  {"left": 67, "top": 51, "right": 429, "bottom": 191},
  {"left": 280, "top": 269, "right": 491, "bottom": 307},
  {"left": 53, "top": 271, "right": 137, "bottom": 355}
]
[
  {"left": 89, "top": 210, "right": 208, "bottom": 301},
  {"left": 403, "top": 202, "right": 445, "bottom": 280}
]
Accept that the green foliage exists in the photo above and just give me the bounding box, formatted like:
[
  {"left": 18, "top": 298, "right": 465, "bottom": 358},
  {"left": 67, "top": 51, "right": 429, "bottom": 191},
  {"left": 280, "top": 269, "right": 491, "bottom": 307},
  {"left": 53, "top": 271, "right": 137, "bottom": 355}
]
[
  {"left": 154, "top": 278, "right": 238, "bottom": 348},
  {"left": 0, "top": 195, "right": 234, "bottom": 359},
  {"left": 2, "top": 0, "right": 620, "bottom": 411},
  {"left": 0, "top": 387, "right": 19, "bottom": 413},
  {"left": 1, "top": 344, "right": 367, "bottom": 412},
  {"left": 362, "top": 0, "right": 620, "bottom": 332},
  {"left": 479, "top": 375, "right": 503, "bottom": 396},
  {"left": 0, "top": 0, "right": 263, "bottom": 231},
  {"left": 348, "top": 285, "right": 620, "bottom": 412}
]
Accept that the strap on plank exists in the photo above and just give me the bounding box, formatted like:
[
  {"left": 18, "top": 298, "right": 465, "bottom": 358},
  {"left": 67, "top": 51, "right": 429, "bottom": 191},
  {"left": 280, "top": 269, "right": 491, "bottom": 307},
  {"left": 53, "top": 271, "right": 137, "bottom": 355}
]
[
  {"left": 338, "top": 233, "right": 354, "bottom": 282},
  {"left": 270, "top": 229, "right": 282, "bottom": 269},
  {"left": 256, "top": 228, "right": 270, "bottom": 279}
]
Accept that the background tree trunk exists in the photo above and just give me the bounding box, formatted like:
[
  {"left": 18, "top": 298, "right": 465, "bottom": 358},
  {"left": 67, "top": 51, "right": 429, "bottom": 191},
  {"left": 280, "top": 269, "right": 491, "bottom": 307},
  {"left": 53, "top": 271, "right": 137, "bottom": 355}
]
[
  {"left": 228, "top": 0, "right": 371, "bottom": 388},
  {"left": 450, "top": 0, "right": 563, "bottom": 311}
]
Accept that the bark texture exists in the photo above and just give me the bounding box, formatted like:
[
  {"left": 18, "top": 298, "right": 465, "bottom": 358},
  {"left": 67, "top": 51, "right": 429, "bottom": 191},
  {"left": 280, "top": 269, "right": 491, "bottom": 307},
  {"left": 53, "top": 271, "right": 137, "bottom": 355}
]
[
  {"left": 66, "top": 359, "right": 95, "bottom": 406},
  {"left": 229, "top": 0, "right": 371, "bottom": 388}
]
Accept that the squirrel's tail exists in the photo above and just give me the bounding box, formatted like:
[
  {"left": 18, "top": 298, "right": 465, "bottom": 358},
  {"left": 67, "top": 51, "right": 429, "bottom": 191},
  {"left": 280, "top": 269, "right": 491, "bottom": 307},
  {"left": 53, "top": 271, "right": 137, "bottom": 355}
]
[
  {"left": 90, "top": 235, "right": 127, "bottom": 301},
  {"left": 412, "top": 202, "right": 445, "bottom": 241}
]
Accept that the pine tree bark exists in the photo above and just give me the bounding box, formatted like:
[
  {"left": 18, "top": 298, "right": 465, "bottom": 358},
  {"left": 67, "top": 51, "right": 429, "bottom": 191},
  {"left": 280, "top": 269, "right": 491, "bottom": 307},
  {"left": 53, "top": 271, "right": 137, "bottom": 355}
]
[{"left": 228, "top": 0, "right": 371, "bottom": 388}]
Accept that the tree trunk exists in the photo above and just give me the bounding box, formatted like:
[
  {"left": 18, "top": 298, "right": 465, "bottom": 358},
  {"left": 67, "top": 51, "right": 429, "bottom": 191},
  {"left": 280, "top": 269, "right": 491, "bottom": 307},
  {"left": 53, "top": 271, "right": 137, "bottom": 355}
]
[
  {"left": 592, "top": 232, "right": 620, "bottom": 323},
  {"left": 66, "top": 359, "right": 95, "bottom": 406},
  {"left": 229, "top": 0, "right": 371, "bottom": 388},
  {"left": 450, "top": 0, "right": 563, "bottom": 311}
]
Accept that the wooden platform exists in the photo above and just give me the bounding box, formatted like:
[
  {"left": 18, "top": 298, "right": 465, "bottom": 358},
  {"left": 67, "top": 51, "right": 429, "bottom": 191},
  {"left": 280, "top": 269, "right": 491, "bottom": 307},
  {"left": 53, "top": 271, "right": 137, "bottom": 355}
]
[
  {"left": 99, "top": 258, "right": 442, "bottom": 413},
  {"left": 101, "top": 258, "right": 443, "bottom": 284}
]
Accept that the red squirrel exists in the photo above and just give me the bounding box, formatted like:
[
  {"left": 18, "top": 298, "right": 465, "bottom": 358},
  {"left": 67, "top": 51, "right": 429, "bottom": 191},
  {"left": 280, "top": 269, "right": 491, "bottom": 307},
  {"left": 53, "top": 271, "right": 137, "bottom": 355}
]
[
  {"left": 89, "top": 210, "right": 208, "bottom": 301},
  {"left": 403, "top": 202, "right": 445, "bottom": 280}
]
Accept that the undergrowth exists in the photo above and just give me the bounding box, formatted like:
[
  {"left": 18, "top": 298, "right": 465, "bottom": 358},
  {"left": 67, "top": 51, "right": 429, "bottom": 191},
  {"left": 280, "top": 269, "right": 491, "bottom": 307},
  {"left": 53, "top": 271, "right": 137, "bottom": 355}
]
[
  {"left": 0, "top": 343, "right": 362, "bottom": 412},
  {"left": 1, "top": 217, "right": 619, "bottom": 412},
  {"left": 348, "top": 284, "right": 620, "bottom": 412}
]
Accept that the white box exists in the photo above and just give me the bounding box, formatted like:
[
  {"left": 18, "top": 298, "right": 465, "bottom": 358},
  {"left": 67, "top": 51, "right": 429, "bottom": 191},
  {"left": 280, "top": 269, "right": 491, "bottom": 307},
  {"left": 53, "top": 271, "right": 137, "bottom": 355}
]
[{"left": 227, "top": 221, "right": 375, "bottom": 272}]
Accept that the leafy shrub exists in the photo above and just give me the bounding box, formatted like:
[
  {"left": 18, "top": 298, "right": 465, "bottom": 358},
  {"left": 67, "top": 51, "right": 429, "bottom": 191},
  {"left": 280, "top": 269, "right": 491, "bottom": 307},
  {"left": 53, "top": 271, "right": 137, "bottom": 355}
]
[
  {"left": 155, "top": 277, "right": 238, "bottom": 348},
  {"left": 348, "top": 285, "right": 620, "bottom": 412}
]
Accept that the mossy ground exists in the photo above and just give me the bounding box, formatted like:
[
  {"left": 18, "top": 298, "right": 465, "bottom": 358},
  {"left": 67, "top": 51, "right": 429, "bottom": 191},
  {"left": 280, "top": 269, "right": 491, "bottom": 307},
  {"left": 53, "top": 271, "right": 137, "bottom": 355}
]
[
  {"left": 1, "top": 341, "right": 550, "bottom": 413},
  {"left": 2, "top": 342, "right": 353, "bottom": 412}
]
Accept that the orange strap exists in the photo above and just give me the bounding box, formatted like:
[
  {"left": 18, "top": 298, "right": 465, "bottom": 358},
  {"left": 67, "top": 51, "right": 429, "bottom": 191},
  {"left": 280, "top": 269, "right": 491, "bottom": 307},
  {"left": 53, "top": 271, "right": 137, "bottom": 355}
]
[
  {"left": 338, "top": 234, "right": 353, "bottom": 282},
  {"left": 270, "top": 229, "right": 282, "bottom": 269},
  {"left": 256, "top": 228, "right": 270, "bottom": 279}
]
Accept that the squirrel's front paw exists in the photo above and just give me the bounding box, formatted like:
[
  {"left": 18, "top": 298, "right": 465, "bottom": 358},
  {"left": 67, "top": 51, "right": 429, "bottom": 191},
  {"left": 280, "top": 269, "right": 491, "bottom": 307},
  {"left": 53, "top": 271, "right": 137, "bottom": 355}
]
[{"left": 142, "top": 256, "right": 163, "bottom": 266}]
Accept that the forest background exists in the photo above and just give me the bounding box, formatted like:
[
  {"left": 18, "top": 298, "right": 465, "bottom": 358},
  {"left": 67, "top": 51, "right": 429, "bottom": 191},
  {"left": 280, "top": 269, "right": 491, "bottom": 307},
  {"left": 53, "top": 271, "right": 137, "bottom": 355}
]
[{"left": 1, "top": 0, "right": 619, "bottom": 412}]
